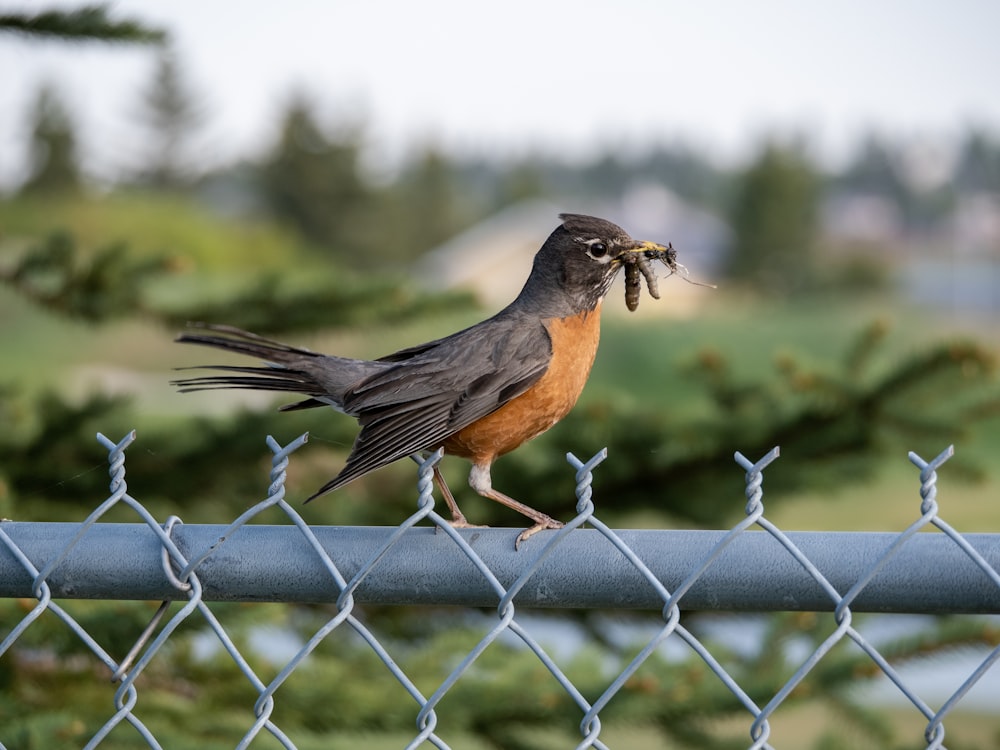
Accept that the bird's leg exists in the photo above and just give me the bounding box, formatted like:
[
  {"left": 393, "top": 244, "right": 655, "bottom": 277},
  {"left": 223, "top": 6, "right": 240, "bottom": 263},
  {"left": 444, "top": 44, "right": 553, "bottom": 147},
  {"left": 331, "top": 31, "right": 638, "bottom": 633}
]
[
  {"left": 433, "top": 465, "right": 487, "bottom": 529},
  {"left": 469, "top": 463, "right": 563, "bottom": 549}
]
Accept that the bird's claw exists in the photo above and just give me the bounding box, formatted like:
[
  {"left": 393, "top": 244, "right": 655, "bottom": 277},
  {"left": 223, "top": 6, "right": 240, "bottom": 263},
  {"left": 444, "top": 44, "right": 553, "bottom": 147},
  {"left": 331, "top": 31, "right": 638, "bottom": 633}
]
[{"left": 514, "top": 518, "right": 564, "bottom": 550}]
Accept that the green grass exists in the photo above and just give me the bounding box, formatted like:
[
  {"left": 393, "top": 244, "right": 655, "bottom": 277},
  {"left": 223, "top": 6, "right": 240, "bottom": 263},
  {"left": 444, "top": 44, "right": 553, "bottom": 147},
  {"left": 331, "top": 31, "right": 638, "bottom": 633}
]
[
  {"left": 0, "top": 191, "right": 309, "bottom": 272},
  {"left": 765, "top": 458, "right": 1000, "bottom": 532}
]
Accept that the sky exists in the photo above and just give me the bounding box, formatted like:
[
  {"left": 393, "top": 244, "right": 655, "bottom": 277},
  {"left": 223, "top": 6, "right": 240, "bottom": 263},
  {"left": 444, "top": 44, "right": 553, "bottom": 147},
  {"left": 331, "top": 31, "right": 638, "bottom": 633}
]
[{"left": 2, "top": 0, "right": 1000, "bottom": 188}]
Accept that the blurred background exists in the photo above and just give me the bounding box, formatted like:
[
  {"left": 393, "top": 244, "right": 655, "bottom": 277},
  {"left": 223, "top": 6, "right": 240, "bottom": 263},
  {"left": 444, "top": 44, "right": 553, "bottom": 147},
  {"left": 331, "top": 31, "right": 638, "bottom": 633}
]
[{"left": 2, "top": 2, "right": 999, "bottom": 748}]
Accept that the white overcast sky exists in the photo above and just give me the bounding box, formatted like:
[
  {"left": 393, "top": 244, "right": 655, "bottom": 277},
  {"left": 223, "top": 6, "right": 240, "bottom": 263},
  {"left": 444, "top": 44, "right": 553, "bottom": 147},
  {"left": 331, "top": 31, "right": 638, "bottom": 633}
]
[{"left": 2, "top": 0, "right": 999, "bottom": 188}]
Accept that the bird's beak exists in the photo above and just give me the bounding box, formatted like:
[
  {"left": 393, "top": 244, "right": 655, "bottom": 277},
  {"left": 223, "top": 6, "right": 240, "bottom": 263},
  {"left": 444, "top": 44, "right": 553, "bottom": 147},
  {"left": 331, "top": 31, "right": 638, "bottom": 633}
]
[
  {"left": 617, "top": 240, "right": 670, "bottom": 260},
  {"left": 630, "top": 240, "right": 669, "bottom": 254},
  {"left": 616, "top": 239, "right": 680, "bottom": 271}
]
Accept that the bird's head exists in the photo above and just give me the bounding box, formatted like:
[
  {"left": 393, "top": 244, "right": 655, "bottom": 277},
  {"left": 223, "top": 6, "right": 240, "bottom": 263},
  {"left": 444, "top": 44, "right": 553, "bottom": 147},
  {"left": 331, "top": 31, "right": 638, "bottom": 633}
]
[{"left": 521, "top": 213, "right": 671, "bottom": 314}]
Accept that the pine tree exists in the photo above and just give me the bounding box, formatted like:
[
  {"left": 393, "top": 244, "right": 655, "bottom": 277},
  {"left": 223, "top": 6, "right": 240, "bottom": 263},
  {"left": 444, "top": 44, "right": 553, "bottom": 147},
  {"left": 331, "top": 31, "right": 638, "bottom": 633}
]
[
  {"left": 0, "top": 4, "right": 165, "bottom": 43},
  {"left": 385, "top": 146, "right": 464, "bottom": 257},
  {"left": 20, "top": 84, "right": 84, "bottom": 195},
  {"left": 135, "top": 44, "right": 204, "bottom": 188},
  {"left": 725, "top": 142, "right": 821, "bottom": 293},
  {"left": 258, "top": 94, "right": 372, "bottom": 254}
]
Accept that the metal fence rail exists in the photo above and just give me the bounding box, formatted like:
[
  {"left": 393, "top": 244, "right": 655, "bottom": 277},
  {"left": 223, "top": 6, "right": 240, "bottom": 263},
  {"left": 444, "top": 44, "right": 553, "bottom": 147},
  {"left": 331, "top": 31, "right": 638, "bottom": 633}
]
[{"left": 2, "top": 431, "right": 999, "bottom": 750}]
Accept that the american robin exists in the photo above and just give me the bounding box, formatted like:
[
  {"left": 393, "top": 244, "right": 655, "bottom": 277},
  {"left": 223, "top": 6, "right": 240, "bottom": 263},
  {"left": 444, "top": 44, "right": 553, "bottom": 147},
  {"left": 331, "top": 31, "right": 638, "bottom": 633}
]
[{"left": 174, "top": 213, "right": 673, "bottom": 547}]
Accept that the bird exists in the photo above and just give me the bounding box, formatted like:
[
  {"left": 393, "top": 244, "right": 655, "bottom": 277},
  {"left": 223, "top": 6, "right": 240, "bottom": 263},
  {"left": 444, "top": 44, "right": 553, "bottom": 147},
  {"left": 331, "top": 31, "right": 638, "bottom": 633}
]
[{"left": 173, "top": 213, "right": 672, "bottom": 547}]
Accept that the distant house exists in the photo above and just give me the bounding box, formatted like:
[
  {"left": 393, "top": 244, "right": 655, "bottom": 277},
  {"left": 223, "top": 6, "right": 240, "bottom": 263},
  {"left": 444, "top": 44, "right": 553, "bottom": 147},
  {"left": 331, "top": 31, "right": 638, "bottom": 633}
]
[
  {"left": 416, "top": 187, "right": 729, "bottom": 316},
  {"left": 416, "top": 200, "right": 565, "bottom": 308},
  {"left": 821, "top": 192, "right": 905, "bottom": 250},
  {"left": 951, "top": 191, "right": 1000, "bottom": 255}
]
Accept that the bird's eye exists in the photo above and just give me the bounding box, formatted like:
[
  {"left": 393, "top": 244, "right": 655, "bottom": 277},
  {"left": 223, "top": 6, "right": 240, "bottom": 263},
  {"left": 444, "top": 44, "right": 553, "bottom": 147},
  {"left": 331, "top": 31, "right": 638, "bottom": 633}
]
[{"left": 588, "top": 242, "right": 608, "bottom": 258}]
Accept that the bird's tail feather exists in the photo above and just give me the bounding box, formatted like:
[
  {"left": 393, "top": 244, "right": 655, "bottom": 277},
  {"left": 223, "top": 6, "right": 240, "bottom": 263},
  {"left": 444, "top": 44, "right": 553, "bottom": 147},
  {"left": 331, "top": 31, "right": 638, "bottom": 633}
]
[
  {"left": 175, "top": 323, "right": 317, "bottom": 362},
  {"left": 172, "top": 324, "right": 331, "bottom": 405}
]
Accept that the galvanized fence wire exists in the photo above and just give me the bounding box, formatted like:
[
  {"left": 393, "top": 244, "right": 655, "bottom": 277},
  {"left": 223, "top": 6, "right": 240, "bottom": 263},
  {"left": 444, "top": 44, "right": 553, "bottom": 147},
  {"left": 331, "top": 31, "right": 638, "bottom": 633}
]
[{"left": 1, "top": 432, "right": 999, "bottom": 750}]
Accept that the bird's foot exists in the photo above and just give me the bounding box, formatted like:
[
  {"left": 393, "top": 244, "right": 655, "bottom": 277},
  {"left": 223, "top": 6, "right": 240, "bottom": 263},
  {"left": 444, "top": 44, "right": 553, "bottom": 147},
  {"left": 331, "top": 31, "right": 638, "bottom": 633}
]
[
  {"left": 447, "top": 517, "right": 489, "bottom": 530},
  {"left": 514, "top": 517, "right": 564, "bottom": 550}
]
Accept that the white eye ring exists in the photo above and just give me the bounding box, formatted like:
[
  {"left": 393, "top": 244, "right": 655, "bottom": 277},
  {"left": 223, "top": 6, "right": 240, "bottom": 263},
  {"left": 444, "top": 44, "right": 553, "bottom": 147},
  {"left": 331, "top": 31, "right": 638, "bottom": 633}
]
[{"left": 576, "top": 236, "right": 616, "bottom": 263}]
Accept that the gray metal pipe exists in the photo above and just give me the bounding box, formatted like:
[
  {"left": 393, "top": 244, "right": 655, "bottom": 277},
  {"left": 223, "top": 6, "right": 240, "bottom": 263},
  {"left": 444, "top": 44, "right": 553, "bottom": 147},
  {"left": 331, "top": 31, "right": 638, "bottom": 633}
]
[{"left": 2, "top": 522, "right": 999, "bottom": 613}]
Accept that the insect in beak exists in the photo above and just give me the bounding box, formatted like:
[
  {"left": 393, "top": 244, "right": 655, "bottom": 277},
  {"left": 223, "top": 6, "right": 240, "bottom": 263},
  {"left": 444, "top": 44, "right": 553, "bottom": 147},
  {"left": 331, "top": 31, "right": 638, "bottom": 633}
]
[{"left": 621, "top": 242, "right": 716, "bottom": 312}]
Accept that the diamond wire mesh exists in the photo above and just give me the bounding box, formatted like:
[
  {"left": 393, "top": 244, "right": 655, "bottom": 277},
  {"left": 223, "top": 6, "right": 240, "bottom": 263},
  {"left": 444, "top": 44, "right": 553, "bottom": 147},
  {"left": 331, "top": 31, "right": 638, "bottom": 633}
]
[{"left": 1, "top": 431, "right": 999, "bottom": 749}]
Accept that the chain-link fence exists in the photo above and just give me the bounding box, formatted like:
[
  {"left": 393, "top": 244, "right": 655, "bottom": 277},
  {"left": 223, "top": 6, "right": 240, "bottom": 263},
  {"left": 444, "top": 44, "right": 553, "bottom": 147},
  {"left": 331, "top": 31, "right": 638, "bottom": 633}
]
[{"left": 2, "top": 431, "right": 999, "bottom": 749}]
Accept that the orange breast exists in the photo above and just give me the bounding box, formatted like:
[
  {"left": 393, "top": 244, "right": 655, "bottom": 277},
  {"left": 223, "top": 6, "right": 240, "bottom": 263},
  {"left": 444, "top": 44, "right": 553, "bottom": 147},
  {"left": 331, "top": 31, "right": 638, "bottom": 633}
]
[{"left": 443, "top": 305, "right": 602, "bottom": 463}]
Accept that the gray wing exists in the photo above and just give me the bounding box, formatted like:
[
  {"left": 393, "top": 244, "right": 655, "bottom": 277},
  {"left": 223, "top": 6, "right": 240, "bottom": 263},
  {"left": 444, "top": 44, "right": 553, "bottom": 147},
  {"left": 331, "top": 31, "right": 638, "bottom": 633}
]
[{"left": 310, "top": 317, "right": 552, "bottom": 497}]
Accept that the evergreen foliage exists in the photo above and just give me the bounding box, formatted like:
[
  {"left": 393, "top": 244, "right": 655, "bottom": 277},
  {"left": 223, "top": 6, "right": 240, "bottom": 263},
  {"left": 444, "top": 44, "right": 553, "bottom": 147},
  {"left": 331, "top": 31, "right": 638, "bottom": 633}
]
[
  {"left": 0, "top": 231, "right": 171, "bottom": 322},
  {"left": 0, "top": 4, "right": 165, "bottom": 44},
  {"left": 20, "top": 85, "right": 84, "bottom": 196},
  {"left": 134, "top": 45, "right": 205, "bottom": 189},
  {"left": 724, "top": 143, "right": 821, "bottom": 293},
  {"left": 0, "top": 228, "right": 475, "bottom": 331},
  {"left": 258, "top": 95, "right": 373, "bottom": 256}
]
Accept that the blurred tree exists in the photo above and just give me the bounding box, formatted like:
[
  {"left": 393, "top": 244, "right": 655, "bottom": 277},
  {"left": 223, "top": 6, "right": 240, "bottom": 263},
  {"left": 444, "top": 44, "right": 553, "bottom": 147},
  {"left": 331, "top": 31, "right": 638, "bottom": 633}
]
[
  {"left": 0, "top": 231, "right": 172, "bottom": 322},
  {"left": 724, "top": 142, "right": 821, "bottom": 293},
  {"left": 134, "top": 44, "right": 204, "bottom": 188},
  {"left": 495, "top": 161, "right": 547, "bottom": 207},
  {"left": 159, "top": 271, "right": 475, "bottom": 333},
  {"left": 398, "top": 147, "right": 461, "bottom": 248},
  {"left": 20, "top": 84, "right": 84, "bottom": 196},
  {"left": 953, "top": 128, "right": 1000, "bottom": 193},
  {"left": 835, "top": 135, "right": 908, "bottom": 200},
  {"left": 0, "top": 3, "right": 165, "bottom": 43},
  {"left": 373, "top": 146, "right": 470, "bottom": 262},
  {"left": 0, "top": 225, "right": 475, "bottom": 332},
  {"left": 579, "top": 152, "right": 632, "bottom": 197},
  {"left": 868, "top": 135, "right": 958, "bottom": 231},
  {"left": 641, "top": 144, "right": 730, "bottom": 211},
  {"left": 831, "top": 134, "right": 928, "bottom": 230},
  {"left": 258, "top": 95, "right": 372, "bottom": 255},
  {"left": 2, "top": 5, "right": 165, "bottom": 195}
]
